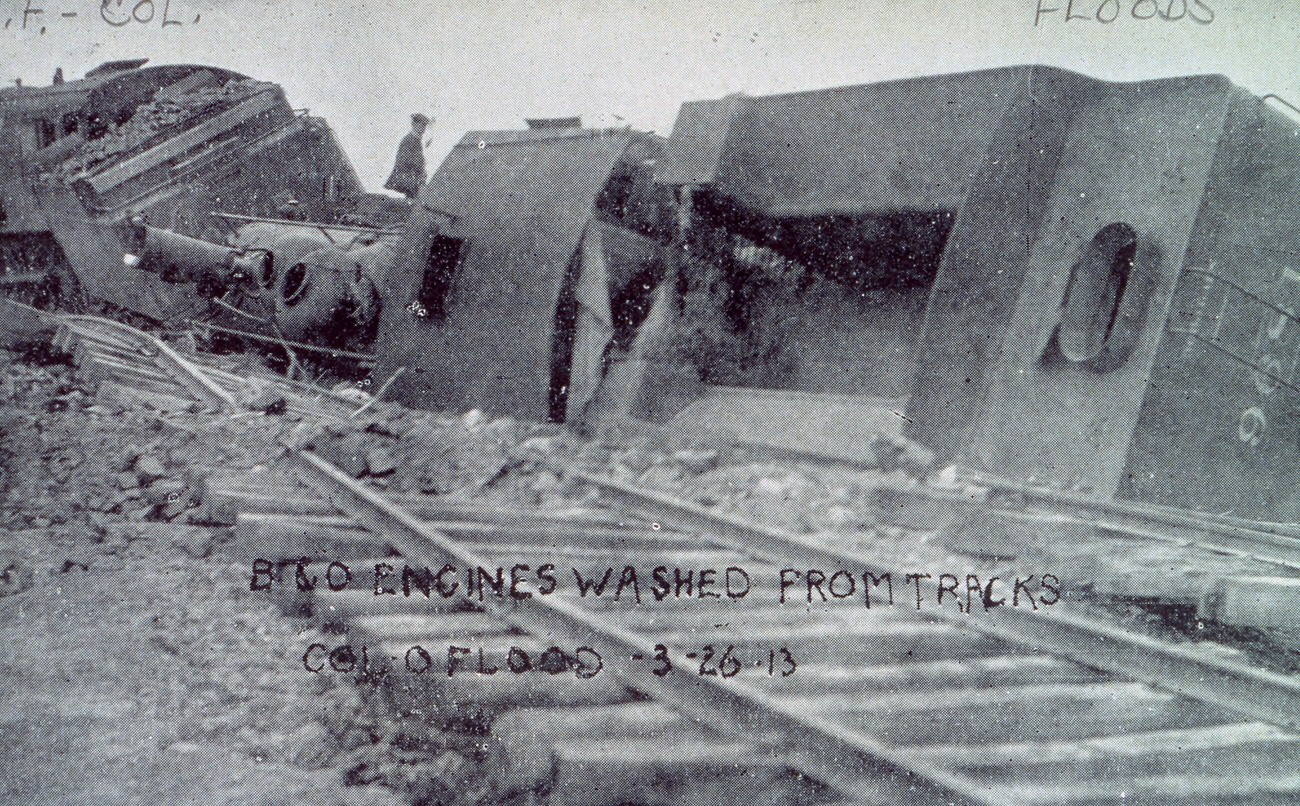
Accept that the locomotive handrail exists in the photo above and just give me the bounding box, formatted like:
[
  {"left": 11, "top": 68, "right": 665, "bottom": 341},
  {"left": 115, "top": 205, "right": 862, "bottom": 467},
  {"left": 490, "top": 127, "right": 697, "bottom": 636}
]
[
  {"left": 1181, "top": 266, "right": 1300, "bottom": 324},
  {"left": 1171, "top": 265, "right": 1300, "bottom": 398},
  {"left": 1263, "top": 93, "right": 1300, "bottom": 122},
  {"left": 211, "top": 212, "right": 400, "bottom": 235},
  {"left": 1164, "top": 326, "right": 1294, "bottom": 397},
  {"left": 1167, "top": 327, "right": 1300, "bottom": 398},
  {"left": 193, "top": 320, "right": 377, "bottom": 364}
]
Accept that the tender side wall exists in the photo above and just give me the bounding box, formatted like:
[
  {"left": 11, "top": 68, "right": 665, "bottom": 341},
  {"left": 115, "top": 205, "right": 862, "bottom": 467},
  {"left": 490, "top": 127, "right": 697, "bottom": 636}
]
[
  {"left": 374, "top": 132, "right": 633, "bottom": 421},
  {"left": 1123, "top": 99, "right": 1300, "bottom": 520},
  {"left": 906, "top": 67, "right": 1091, "bottom": 456}
]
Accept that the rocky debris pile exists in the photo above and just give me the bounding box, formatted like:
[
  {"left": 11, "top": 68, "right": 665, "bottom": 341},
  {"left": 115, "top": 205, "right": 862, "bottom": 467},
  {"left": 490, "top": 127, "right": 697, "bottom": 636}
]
[
  {"left": 581, "top": 430, "right": 939, "bottom": 536},
  {"left": 0, "top": 343, "right": 549, "bottom": 804},
  {"left": 0, "top": 523, "right": 405, "bottom": 805},
  {"left": 0, "top": 344, "right": 418, "bottom": 804},
  {"left": 2, "top": 360, "right": 227, "bottom": 530},
  {"left": 307, "top": 406, "right": 571, "bottom": 499},
  {"left": 59, "top": 78, "right": 277, "bottom": 178},
  {"left": 249, "top": 374, "right": 946, "bottom": 541}
]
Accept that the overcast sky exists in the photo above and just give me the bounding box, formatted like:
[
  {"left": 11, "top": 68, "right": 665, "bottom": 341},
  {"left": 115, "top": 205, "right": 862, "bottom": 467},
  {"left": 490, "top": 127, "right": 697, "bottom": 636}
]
[{"left": 4, "top": 0, "right": 1298, "bottom": 189}]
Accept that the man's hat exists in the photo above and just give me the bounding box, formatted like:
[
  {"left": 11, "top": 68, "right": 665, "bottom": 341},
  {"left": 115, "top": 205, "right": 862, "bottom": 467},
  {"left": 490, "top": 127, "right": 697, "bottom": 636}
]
[{"left": 411, "top": 113, "right": 431, "bottom": 125}]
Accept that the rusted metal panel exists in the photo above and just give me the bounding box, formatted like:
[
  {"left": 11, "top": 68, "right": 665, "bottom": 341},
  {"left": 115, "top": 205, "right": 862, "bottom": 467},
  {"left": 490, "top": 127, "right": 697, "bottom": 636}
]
[{"left": 911, "top": 69, "right": 1298, "bottom": 521}]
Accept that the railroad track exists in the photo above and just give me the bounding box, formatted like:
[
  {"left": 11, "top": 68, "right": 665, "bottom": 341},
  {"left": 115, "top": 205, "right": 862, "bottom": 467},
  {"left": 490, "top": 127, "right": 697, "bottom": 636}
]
[
  {"left": 214, "top": 451, "right": 1300, "bottom": 806},
  {"left": 735, "top": 437, "right": 1300, "bottom": 573},
  {"left": 734, "top": 441, "right": 1300, "bottom": 639},
  {"left": 808, "top": 478, "right": 1300, "bottom": 648},
  {"left": 39, "top": 309, "right": 1300, "bottom": 805}
]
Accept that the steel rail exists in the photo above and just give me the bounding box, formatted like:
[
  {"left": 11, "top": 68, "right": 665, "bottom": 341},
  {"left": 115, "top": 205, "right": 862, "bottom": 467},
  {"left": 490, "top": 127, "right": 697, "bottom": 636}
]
[
  {"left": 0, "top": 271, "right": 48, "bottom": 287},
  {"left": 568, "top": 469, "right": 1300, "bottom": 732},
  {"left": 211, "top": 211, "right": 403, "bottom": 235},
  {"left": 983, "top": 506, "right": 1300, "bottom": 573},
  {"left": 728, "top": 433, "right": 1300, "bottom": 557},
  {"left": 878, "top": 479, "right": 1300, "bottom": 573},
  {"left": 290, "top": 448, "right": 1012, "bottom": 806},
  {"left": 961, "top": 471, "right": 1300, "bottom": 556}
]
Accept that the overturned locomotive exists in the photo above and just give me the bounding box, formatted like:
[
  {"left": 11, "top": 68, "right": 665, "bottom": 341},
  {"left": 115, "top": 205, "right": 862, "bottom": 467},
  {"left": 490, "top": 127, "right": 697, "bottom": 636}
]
[
  {"left": 56, "top": 63, "right": 1297, "bottom": 522},
  {"left": 369, "top": 66, "right": 1298, "bottom": 522},
  {"left": 0, "top": 58, "right": 387, "bottom": 336}
]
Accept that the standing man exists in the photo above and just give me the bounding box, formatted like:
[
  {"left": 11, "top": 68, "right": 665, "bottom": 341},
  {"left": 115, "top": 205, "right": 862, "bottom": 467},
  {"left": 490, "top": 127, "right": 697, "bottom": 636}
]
[{"left": 384, "top": 113, "right": 430, "bottom": 199}]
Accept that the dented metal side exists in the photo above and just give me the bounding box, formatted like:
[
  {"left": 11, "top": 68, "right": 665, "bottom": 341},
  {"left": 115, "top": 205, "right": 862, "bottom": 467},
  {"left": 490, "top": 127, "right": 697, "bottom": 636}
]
[
  {"left": 1126, "top": 99, "right": 1300, "bottom": 521},
  {"left": 373, "top": 128, "right": 658, "bottom": 422}
]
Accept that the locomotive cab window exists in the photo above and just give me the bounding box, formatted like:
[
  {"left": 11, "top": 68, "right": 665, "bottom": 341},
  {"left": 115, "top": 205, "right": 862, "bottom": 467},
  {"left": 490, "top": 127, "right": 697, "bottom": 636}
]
[
  {"left": 417, "top": 235, "right": 464, "bottom": 320},
  {"left": 1056, "top": 222, "right": 1145, "bottom": 368}
]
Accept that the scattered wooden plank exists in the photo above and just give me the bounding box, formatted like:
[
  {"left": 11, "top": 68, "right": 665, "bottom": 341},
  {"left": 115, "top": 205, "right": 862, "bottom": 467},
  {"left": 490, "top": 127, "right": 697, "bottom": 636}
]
[
  {"left": 231, "top": 513, "right": 389, "bottom": 559},
  {"left": 348, "top": 612, "right": 516, "bottom": 642},
  {"left": 834, "top": 682, "right": 1212, "bottom": 746},
  {"left": 759, "top": 654, "right": 1100, "bottom": 696},
  {"left": 908, "top": 721, "right": 1300, "bottom": 781},
  {"left": 306, "top": 587, "right": 468, "bottom": 621},
  {"left": 485, "top": 703, "right": 683, "bottom": 795},
  {"left": 548, "top": 736, "right": 820, "bottom": 806},
  {"left": 94, "top": 379, "right": 195, "bottom": 413},
  {"left": 86, "top": 90, "right": 282, "bottom": 194},
  {"left": 642, "top": 619, "right": 1003, "bottom": 665},
  {"left": 202, "top": 480, "right": 646, "bottom": 530},
  {"left": 376, "top": 637, "right": 632, "bottom": 718}
]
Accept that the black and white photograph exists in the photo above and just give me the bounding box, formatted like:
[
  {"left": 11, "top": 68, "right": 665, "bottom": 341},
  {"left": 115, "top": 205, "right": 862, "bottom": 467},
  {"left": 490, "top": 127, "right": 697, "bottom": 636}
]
[{"left": 1, "top": 1, "right": 1298, "bottom": 803}]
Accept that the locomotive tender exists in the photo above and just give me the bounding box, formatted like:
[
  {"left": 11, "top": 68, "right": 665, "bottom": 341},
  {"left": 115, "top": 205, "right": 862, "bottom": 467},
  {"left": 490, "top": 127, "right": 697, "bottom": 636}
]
[{"left": 374, "top": 65, "right": 1299, "bottom": 522}]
